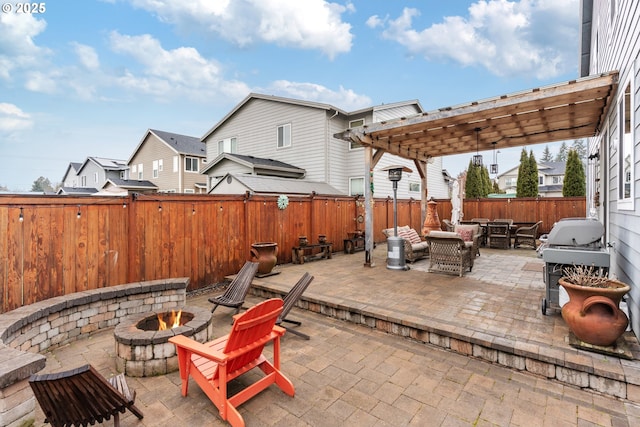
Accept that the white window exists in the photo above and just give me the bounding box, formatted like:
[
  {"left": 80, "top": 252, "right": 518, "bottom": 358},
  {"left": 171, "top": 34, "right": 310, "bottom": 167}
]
[
  {"left": 158, "top": 159, "right": 163, "bottom": 171},
  {"left": 552, "top": 176, "right": 563, "bottom": 184},
  {"left": 505, "top": 177, "right": 517, "bottom": 187},
  {"left": 349, "top": 177, "right": 364, "bottom": 196},
  {"left": 618, "top": 79, "right": 634, "bottom": 209},
  {"left": 184, "top": 189, "right": 195, "bottom": 194},
  {"left": 217, "top": 137, "right": 237, "bottom": 155},
  {"left": 185, "top": 157, "right": 199, "bottom": 172},
  {"left": 349, "top": 119, "right": 365, "bottom": 150},
  {"left": 173, "top": 156, "right": 178, "bottom": 172},
  {"left": 538, "top": 176, "right": 544, "bottom": 185},
  {"left": 137, "top": 163, "right": 143, "bottom": 180},
  {"left": 409, "top": 182, "right": 420, "bottom": 192},
  {"left": 94, "top": 172, "right": 98, "bottom": 183},
  {"left": 277, "top": 124, "right": 291, "bottom": 148},
  {"left": 153, "top": 160, "right": 159, "bottom": 178},
  {"left": 81, "top": 176, "right": 86, "bottom": 186}
]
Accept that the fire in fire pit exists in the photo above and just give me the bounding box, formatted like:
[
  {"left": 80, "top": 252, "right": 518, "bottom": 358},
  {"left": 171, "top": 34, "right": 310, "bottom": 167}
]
[
  {"left": 135, "top": 310, "right": 189, "bottom": 331},
  {"left": 114, "top": 306, "right": 213, "bottom": 377}
]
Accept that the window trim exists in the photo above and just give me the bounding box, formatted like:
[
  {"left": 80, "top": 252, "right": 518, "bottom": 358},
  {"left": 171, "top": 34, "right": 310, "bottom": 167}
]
[
  {"left": 617, "top": 76, "right": 634, "bottom": 210},
  {"left": 277, "top": 123, "right": 291, "bottom": 149},
  {"left": 349, "top": 176, "right": 365, "bottom": 196},
  {"left": 349, "top": 119, "right": 365, "bottom": 150},
  {"left": 184, "top": 156, "right": 199, "bottom": 173}
]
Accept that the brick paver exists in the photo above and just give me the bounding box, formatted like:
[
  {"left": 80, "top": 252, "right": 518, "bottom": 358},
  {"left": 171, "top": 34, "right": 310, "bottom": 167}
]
[{"left": 33, "top": 247, "right": 640, "bottom": 426}]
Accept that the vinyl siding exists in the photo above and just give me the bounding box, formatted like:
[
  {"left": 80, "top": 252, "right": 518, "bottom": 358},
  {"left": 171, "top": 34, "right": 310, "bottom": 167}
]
[
  {"left": 588, "top": 0, "right": 640, "bottom": 336},
  {"left": 130, "top": 134, "right": 206, "bottom": 193},
  {"left": 204, "top": 98, "right": 328, "bottom": 184},
  {"left": 203, "top": 97, "right": 449, "bottom": 199}
]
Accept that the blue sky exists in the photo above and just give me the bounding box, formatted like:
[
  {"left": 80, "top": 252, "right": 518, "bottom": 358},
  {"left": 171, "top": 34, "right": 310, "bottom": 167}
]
[{"left": 1, "top": 0, "right": 580, "bottom": 191}]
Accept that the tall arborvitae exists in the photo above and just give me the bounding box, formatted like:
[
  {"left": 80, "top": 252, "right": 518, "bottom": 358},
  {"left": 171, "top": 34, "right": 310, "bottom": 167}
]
[
  {"left": 525, "top": 150, "right": 539, "bottom": 197},
  {"left": 465, "top": 159, "right": 481, "bottom": 198},
  {"left": 516, "top": 148, "right": 529, "bottom": 197},
  {"left": 563, "top": 149, "right": 586, "bottom": 196}
]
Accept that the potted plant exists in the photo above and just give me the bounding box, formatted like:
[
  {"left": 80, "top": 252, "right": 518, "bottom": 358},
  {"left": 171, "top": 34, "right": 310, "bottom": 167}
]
[{"left": 559, "top": 265, "right": 630, "bottom": 347}]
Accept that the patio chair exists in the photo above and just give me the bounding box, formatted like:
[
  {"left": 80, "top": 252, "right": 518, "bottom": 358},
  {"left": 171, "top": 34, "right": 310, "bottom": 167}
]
[
  {"left": 425, "top": 231, "right": 474, "bottom": 277},
  {"left": 513, "top": 220, "right": 543, "bottom": 249},
  {"left": 209, "top": 261, "right": 259, "bottom": 314},
  {"left": 442, "top": 219, "right": 455, "bottom": 231},
  {"left": 276, "top": 272, "right": 314, "bottom": 339},
  {"left": 169, "top": 298, "right": 294, "bottom": 427},
  {"left": 487, "top": 222, "right": 511, "bottom": 249},
  {"left": 29, "top": 364, "right": 144, "bottom": 427}
]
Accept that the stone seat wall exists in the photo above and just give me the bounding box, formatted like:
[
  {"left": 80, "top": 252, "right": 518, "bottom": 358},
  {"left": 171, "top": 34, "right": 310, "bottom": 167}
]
[{"left": 0, "top": 277, "right": 189, "bottom": 427}]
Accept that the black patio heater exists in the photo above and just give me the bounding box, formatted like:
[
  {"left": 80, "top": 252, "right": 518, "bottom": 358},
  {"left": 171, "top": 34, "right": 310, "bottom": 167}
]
[{"left": 382, "top": 165, "right": 412, "bottom": 270}]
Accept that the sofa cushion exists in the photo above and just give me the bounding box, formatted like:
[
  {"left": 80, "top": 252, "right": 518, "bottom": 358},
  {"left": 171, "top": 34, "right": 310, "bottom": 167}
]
[
  {"left": 412, "top": 242, "right": 429, "bottom": 251},
  {"left": 398, "top": 228, "right": 422, "bottom": 244},
  {"left": 427, "top": 231, "right": 460, "bottom": 239},
  {"left": 454, "top": 224, "right": 478, "bottom": 242}
]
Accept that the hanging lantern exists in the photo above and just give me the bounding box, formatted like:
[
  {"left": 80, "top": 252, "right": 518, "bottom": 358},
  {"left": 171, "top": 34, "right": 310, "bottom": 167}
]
[
  {"left": 490, "top": 141, "right": 499, "bottom": 174},
  {"left": 472, "top": 128, "right": 483, "bottom": 166}
]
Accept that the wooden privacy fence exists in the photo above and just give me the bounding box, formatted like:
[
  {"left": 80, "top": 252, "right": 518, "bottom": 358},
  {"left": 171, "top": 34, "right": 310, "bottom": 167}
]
[{"left": 0, "top": 194, "right": 582, "bottom": 312}]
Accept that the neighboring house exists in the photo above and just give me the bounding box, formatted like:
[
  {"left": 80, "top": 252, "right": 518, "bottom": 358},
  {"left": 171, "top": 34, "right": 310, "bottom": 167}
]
[
  {"left": 94, "top": 178, "right": 158, "bottom": 196},
  {"left": 60, "top": 162, "right": 83, "bottom": 188},
  {"left": 209, "top": 173, "right": 343, "bottom": 196},
  {"left": 200, "top": 93, "right": 450, "bottom": 199},
  {"left": 497, "top": 161, "right": 567, "bottom": 197},
  {"left": 581, "top": 1, "right": 640, "bottom": 335},
  {"left": 57, "top": 157, "right": 128, "bottom": 195},
  {"left": 203, "top": 153, "right": 306, "bottom": 188},
  {"left": 128, "top": 129, "right": 208, "bottom": 194}
]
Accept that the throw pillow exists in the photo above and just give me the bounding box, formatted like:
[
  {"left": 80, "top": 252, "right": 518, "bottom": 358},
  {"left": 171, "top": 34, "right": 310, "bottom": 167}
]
[
  {"left": 397, "top": 228, "right": 422, "bottom": 244},
  {"left": 455, "top": 225, "right": 475, "bottom": 242}
]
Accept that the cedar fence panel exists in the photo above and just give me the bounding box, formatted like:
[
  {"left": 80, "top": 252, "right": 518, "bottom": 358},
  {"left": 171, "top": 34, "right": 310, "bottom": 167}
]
[{"left": 0, "top": 194, "right": 584, "bottom": 312}]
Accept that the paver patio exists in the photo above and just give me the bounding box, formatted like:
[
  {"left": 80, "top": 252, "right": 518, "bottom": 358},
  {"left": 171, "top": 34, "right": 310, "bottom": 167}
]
[{"left": 34, "top": 246, "right": 640, "bottom": 426}]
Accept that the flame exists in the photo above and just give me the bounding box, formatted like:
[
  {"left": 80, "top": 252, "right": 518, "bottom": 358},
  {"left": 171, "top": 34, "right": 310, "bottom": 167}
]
[{"left": 157, "top": 309, "right": 182, "bottom": 331}]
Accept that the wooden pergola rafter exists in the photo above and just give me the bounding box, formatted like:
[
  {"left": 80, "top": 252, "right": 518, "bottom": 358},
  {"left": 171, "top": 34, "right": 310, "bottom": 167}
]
[{"left": 334, "top": 71, "right": 619, "bottom": 267}]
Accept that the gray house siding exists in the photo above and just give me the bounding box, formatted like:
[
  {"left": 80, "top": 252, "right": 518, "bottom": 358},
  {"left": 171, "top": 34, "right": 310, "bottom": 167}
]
[
  {"left": 203, "top": 95, "right": 450, "bottom": 199},
  {"left": 585, "top": 0, "right": 640, "bottom": 336}
]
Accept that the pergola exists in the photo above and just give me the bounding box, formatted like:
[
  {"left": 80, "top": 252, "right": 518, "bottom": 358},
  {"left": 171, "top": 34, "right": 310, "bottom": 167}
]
[{"left": 334, "top": 71, "right": 619, "bottom": 266}]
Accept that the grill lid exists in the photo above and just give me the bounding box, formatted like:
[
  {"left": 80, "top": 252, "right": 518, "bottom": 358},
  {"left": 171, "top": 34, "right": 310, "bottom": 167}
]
[{"left": 547, "top": 217, "right": 604, "bottom": 246}]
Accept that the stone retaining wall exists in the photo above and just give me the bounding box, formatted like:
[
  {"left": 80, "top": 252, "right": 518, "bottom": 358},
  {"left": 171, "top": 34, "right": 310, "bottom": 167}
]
[{"left": 0, "top": 278, "right": 189, "bottom": 427}]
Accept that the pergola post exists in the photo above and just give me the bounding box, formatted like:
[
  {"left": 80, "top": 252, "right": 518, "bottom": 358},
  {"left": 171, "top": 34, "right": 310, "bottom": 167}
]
[{"left": 363, "top": 145, "right": 374, "bottom": 267}]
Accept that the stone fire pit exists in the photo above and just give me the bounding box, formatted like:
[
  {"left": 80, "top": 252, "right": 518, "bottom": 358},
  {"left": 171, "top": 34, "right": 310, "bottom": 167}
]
[{"left": 114, "top": 305, "right": 213, "bottom": 377}]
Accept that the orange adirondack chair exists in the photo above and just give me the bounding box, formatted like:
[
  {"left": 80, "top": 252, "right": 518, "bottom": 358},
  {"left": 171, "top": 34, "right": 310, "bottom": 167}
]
[{"left": 169, "top": 298, "right": 294, "bottom": 427}]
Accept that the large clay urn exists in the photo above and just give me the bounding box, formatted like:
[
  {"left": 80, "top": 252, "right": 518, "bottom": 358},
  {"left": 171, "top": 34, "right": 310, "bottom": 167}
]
[
  {"left": 250, "top": 242, "right": 278, "bottom": 275},
  {"left": 559, "top": 277, "right": 630, "bottom": 347}
]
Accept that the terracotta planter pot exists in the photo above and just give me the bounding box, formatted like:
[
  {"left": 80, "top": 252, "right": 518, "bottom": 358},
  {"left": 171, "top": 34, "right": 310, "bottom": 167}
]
[
  {"left": 559, "top": 277, "right": 630, "bottom": 347},
  {"left": 250, "top": 242, "right": 278, "bottom": 275}
]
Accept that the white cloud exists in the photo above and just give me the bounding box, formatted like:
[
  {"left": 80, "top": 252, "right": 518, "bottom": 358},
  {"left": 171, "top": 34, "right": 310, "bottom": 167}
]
[
  {"left": 375, "top": 0, "right": 579, "bottom": 79},
  {"left": 108, "top": 31, "right": 251, "bottom": 101},
  {"left": 126, "top": 0, "right": 353, "bottom": 59},
  {"left": 0, "top": 13, "right": 50, "bottom": 80},
  {"left": 366, "top": 15, "right": 385, "bottom": 29},
  {"left": 0, "top": 103, "right": 34, "bottom": 135},
  {"left": 266, "top": 80, "right": 372, "bottom": 111},
  {"left": 72, "top": 43, "right": 100, "bottom": 70}
]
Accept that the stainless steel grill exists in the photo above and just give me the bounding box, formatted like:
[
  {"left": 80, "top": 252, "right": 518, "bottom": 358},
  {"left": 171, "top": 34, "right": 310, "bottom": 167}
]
[{"left": 541, "top": 218, "right": 610, "bottom": 315}]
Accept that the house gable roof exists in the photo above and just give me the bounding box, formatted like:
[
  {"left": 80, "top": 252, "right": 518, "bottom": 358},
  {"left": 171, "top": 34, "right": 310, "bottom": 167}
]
[
  {"left": 77, "top": 157, "right": 128, "bottom": 174},
  {"left": 210, "top": 173, "right": 343, "bottom": 196},
  {"left": 128, "top": 129, "right": 205, "bottom": 163},
  {"left": 201, "top": 152, "right": 305, "bottom": 176},
  {"left": 200, "top": 92, "right": 423, "bottom": 141}
]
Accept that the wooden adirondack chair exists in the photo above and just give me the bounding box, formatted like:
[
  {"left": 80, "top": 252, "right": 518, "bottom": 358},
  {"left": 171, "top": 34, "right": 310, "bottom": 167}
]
[
  {"left": 209, "top": 261, "right": 259, "bottom": 314},
  {"left": 29, "top": 364, "right": 144, "bottom": 427},
  {"left": 276, "top": 272, "right": 314, "bottom": 340},
  {"left": 169, "top": 298, "right": 294, "bottom": 427}
]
